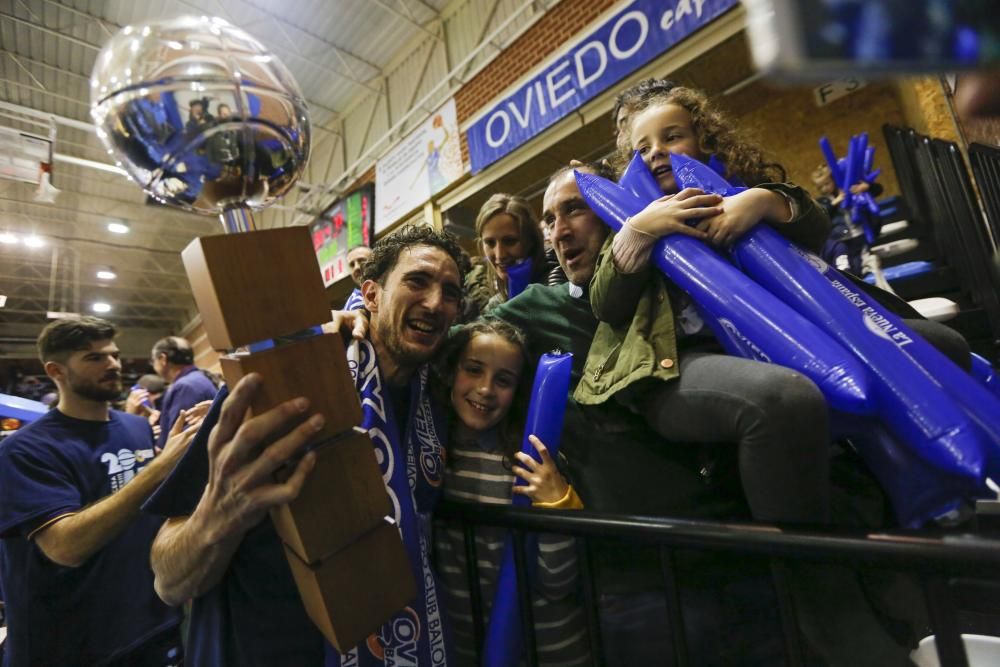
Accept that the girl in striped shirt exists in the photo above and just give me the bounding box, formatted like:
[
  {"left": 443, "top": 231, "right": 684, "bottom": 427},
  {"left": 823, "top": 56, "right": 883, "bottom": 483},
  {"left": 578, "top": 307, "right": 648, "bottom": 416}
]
[{"left": 435, "top": 319, "right": 589, "bottom": 666}]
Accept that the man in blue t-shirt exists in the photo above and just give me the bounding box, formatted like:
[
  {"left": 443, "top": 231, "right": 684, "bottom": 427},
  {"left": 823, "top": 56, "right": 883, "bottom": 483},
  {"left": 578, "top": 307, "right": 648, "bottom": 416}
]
[
  {"left": 0, "top": 317, "right": 200, "bottom": 666},
  {"left": 150, "top": 336, "right": 217, "bottom": 450},
  {"left": 147, "top": 226, "right": 468, "bottom": 666}
]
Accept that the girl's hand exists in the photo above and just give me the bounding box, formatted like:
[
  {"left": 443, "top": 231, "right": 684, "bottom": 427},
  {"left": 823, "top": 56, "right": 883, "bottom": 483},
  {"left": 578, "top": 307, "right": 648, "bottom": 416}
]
[
  {"left": 512, "top": 435, "right": 569, "bottom": 504},
  {"left": 629, "top": 188, "right": 723, "bottom": 240},
  {"left": 696, "top": 188, "right": 790, "bottom": 247}
]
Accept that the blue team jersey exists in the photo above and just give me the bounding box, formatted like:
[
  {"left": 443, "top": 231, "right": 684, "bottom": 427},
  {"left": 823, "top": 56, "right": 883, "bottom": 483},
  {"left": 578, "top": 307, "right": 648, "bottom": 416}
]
[
  {"left": 0, "top": 409, "right": 180, "bottom": 666},
  {"left": 145, "top": 388, "right": 325, "bottom": 666},
  {"left": 156, "top": 366, "right": 217, "bottom": 450}
]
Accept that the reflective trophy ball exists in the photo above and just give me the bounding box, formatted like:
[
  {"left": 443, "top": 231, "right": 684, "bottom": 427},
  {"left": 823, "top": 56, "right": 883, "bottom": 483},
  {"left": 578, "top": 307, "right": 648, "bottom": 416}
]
[{"left": 90, "top": 15, "right": 310, "bottom": 215}]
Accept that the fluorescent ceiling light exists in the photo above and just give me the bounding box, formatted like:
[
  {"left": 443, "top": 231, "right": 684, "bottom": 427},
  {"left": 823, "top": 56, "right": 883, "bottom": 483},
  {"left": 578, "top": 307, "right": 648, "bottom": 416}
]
[
  {"left": 92, "top": 302, "right": 112, "bottom": 313},
  {"left": 0, "top": 232, "right": 17, "bottom": 244},
  {"left": 107, "top": 222, "right": 130, "bottom": 234},
  {"left": 23, "top": 235, "right": 45, "bottom": 248},
  {"left": 96, "top": 269, "right": 117, "bottom": 280}
]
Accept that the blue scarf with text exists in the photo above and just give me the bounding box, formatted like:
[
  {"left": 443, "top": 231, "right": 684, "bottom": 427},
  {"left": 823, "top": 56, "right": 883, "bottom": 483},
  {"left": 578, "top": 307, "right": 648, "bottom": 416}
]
[{"left": 324, "top": 339, "right": 451, "bottom": 667}]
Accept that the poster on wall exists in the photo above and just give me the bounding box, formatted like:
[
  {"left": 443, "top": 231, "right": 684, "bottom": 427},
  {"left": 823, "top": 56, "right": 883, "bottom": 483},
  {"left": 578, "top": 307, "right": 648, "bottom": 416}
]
[
  {"left": 375, "top": 98, "right": 463, "bottom": 233},
  {"left": 311, "top": 184, "right": 374, "bottom": 287}
]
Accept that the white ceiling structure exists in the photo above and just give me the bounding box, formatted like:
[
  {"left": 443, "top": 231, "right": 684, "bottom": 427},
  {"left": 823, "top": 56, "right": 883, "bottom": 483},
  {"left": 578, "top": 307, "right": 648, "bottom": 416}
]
[{"left": 0, "top": 0, "right": 551, "bottom": 354}]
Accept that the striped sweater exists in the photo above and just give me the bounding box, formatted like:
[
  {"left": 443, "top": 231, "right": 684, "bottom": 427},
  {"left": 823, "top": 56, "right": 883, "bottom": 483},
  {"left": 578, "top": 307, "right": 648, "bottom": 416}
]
[{"left": 435, "top": 434, "right": 590, "bottom": 666}]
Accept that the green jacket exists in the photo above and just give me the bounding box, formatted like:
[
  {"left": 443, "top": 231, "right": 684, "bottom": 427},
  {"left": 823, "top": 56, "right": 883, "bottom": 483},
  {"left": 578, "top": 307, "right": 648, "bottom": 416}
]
[{"left": 573, "top": 183, "right": 832, "bottom": 406}]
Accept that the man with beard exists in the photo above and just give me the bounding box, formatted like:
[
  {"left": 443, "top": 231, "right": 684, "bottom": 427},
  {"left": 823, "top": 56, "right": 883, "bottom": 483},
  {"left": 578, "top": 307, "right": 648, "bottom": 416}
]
[
  {"left": 0, "top": 317, "right": 198, "bottom": 666},
  {"left": 147, "top": 225, "right": 467, "bottom": 666}
]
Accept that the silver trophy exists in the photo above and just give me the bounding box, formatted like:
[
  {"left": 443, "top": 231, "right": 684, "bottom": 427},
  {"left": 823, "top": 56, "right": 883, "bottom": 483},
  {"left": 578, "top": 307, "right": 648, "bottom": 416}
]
[{"left": 90, "top": 15, "right": 310, "bottom": 232}]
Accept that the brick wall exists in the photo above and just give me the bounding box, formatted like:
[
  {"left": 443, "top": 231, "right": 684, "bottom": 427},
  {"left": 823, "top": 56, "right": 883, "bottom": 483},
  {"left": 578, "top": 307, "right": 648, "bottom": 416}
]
[
  {"left": 722, "top": 81, "right": 907, "bottom": 198},
  {"left": 454, "top": 0, "right": 618, "bottom": 166}
]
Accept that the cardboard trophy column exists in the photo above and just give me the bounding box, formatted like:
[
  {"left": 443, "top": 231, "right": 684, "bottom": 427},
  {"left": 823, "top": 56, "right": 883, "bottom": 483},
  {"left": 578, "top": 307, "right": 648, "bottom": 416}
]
[{"left": 90, "top": 16, "right": 415, "bottom": 652}]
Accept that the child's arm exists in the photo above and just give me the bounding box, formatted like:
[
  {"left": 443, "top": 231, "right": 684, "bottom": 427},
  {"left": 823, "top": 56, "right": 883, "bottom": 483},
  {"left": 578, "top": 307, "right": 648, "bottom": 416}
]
[
  {"left": 694, "top": 187, "right": 790, "bottom": 247},
  {"left": 697, "top": 184, "right": 832, "bottom": 252},
  {"left": 590, "top": 189, "right": 720, "bottom": 326},
  {"left": 512, "top": 435, "right": 583, "bottom": 600},
  {"left": 628, "top": 188, "right": 723, "bottom": 240},
  {"left": 589, "top": 235, "right": 649, "bottom": 327},
  {"left": 512, "top": 436, "right": 582, "bottom": 509}
]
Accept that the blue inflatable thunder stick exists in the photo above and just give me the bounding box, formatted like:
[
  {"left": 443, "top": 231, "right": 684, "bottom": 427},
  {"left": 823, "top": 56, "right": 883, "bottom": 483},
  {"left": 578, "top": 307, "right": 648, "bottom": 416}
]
[
  {"left": 482, "top": 351, "right": 573, "bottom": 667},
  {"left": 575, "top": 168, "right": 872, "bottom": 415},
  {"left": 731, "top": 227, "right": 990, "bottom": 501},
  {"left": 971, "top": 353, "right": 1000, "bottom": 400},
  {"left": 819, "top": 134, "right": 882, "bottom": 243},
  {"left": 666, "top": 154, "right": 995, "bottom": 525},
  {"left": 505, "top": 258, "right": 533, "bottom": 300}
]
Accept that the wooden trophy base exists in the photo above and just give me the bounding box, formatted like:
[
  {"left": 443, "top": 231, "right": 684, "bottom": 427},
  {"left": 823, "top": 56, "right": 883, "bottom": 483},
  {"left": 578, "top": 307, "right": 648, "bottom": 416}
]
[{"left": 183, "top": 227, "right": 415, "bottom": 652}]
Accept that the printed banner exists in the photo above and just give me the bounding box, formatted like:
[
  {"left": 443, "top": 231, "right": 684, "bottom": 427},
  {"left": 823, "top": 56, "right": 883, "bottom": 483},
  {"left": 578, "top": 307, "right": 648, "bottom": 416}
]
[
  {"left": 375, "top": 98, "right": 463, "bottom": 234},
  {"left": 466, "top": 0, "right": 739, "bottom": 173}
]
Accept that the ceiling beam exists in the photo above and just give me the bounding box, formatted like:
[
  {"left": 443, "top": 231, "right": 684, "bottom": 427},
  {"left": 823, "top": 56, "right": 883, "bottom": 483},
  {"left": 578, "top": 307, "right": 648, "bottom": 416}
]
[
  {"left": 240, "top": 0, "right": 387, "bottom": 73},
  {"left": 11, "top": 283, "right": 192, "bottom": 312},
  {"left": 0, "top": 8, "right": 342, "bottom": 124},
  {"left": 0, "top": 77, "right": 91, "bottom": 108},
  {"left": 3, "top": 274, "right": 189, "bottom": 300},
  {"left": 40, "top": 0, "right": 116, "bottom": 39},
  {"left": 0, "top": 306, "right": 186, "bottom": 325},
  {"left": 0, "top": 49, "right": 92, "bottom": 83},
  {"left": 371, "top": 0, "right": 442, "bottom": 42},
  {"left": 0, "top": 192, "right": 209, "bottom": 237},
  {"left": 0, "top": 11, "right": 102, "bottom": 51}
]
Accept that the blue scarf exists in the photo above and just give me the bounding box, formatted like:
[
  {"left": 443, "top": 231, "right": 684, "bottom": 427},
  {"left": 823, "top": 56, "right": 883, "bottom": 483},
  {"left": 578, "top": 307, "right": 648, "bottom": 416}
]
[{"left": 325, "top": 339, "right": 451, "bottom": 666}]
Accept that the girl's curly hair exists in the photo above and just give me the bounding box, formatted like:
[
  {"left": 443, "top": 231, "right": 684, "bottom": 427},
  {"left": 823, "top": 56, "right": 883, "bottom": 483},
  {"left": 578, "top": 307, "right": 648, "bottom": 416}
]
[{"left": 615, "top": 86, "right": 786, "bottom": 186}]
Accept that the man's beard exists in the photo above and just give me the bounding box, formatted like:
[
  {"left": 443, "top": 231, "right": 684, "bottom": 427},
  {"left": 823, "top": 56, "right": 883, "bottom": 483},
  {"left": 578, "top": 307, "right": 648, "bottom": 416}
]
[
  {"left": 68, "top": 370, "right": 122, "bottom": 402},
  {"left": 373, "top": 318, "right": 439, "bottom": 370}
]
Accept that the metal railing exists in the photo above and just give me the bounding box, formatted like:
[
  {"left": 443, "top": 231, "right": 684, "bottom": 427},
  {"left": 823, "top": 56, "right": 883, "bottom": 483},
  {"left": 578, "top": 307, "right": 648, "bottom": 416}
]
[{"left": 436, "top": 501, "right": 1000, "bottom": 667}]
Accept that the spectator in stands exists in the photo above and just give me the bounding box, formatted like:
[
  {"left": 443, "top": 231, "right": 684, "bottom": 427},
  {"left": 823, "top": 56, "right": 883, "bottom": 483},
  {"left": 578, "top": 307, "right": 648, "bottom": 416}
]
[
  {"left": 601, "top": 81, "right": 973, "bottom": 665},
  {"left": 480, "top": 161, "right": 748, "bottom": 664},
  {"left": 185, "top": 98, "right": 213, "bottom": 134},
  {"left": 464, "top": 194, "right": 550, "bottom": 318},
  {"left": 434, "top": 319, "right": 588, "bottom": 666},
  {"left": 0, "top": 317, "right": 199, "bottom": 665},
  {"left": 151, "top": 336, "right": 217, "bottom": 450},
  {"left": 126, "top": 373, "right": 168, "bottom": 442},
  {"left": 147, "top": 225, "right": 469, "bottom": 665},
  {"left": 812, "top": 163, "right": 877, "bottom": 277},
  {"left": 342, "top": 245, "right": 372, "bottom": 310},
  {"left": 207, "top": 103, "right": 240, "bottom": 165}
]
